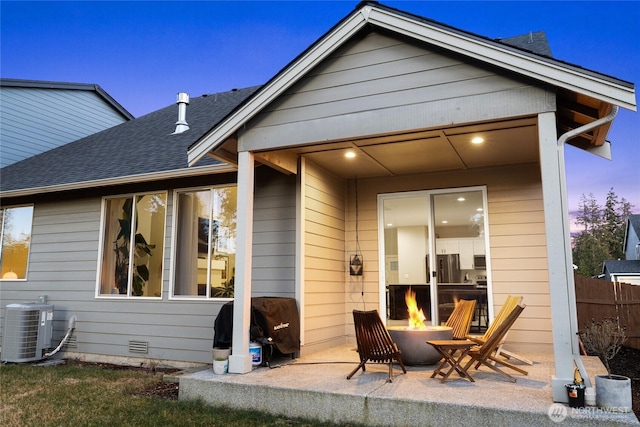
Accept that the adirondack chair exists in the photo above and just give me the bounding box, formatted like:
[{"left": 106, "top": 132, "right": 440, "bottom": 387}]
[
  {"left": 468, "top": 295, "right": 533, "bottom": 366},
  {"left": 445, "top": 299, "right": 476, "bottom": 339},
  {"left": 461, "top": 303, "right": 528, "bottom": 382},
  {"left": 347, "top": 310, "right": 407, "bottom": 382}
]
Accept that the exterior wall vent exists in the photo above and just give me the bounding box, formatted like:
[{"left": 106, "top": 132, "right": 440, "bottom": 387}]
[
  {"left": 1, "top": 302, "right": 54, "bottom": 363},
  {"left": 63, "top": 335, "right": 78, "bottom": 349},
  {"left": 128, "top": 340, "right": 148, "bottom": 354}
]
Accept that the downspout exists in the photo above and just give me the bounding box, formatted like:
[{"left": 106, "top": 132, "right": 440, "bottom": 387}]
[{"left": 555, "top": 105, "right": 619, "bottom": 388}]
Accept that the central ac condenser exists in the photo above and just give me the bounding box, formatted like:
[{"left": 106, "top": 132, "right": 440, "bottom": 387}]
[{"left": 2, "top": 302, "right": 54, "bottom": 363}]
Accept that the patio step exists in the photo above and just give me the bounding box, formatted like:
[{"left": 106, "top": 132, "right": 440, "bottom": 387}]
[{"left": 178, "top": 348, "right": 639, "bottom": 426}]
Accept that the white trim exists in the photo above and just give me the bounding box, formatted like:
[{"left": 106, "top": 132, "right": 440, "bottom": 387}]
[
  {"left": 296, "top": 156, "right": 306, "bottom": 346},
  {"left": 0, "top": 164, "right": 236, "bottom": 199},
  {"left": 229, "top": 151, "right": 255, "bottom": 374},
  {"left": 94, "top": 191, "right": 168, "bottom": 299},
  {"left": 187, "top": 3, "right": 636, "bottom": 166},
  {"left": 169, "top": 183, "right": 239, "bottom": 301},
  {"left": 0, "top": 204, "right": 34, "bottom": 282},
  {"left": 376, "top": 185, "right": 490, "bottom": 325},
  {"left": 538, "top": 111, "right": 576, "bottom": 402}
]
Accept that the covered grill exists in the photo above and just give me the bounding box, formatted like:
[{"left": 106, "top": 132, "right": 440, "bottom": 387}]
[{"left": 213, "top": 297, "right": 300, "bottom": 365}]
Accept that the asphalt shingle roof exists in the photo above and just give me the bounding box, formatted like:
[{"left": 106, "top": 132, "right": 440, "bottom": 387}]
[
  {"left": 0, "top": 86, "right": 260, "bottom": 193},
  {"left": 603, "top": 260, "right": 640, "bottom": 274}
]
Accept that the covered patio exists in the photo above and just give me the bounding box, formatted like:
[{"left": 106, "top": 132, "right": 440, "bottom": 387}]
[{"left": 179, "top": 345, "right": 638, "bottom": 426}]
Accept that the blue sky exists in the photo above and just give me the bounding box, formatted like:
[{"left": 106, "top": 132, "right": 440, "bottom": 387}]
[{"left": 2, "top": 1, "right": 638, "bottom": 219}]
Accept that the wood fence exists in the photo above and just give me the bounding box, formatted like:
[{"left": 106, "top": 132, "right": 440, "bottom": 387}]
[{"left": 575, "top": 274, "right": 640, "bottom": 350}]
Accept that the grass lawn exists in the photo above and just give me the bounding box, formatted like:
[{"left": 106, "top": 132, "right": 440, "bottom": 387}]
[{"left": 0, "top": 361, "right": 357, "bottom": 427}]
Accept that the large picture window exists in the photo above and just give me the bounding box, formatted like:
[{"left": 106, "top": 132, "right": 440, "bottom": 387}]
[
  {"left": 0, "top": 205, "right": 33, "bottom": 280},
  {"left": 99, "top": 193, "right": 166, "bottom": 297},
  {"left": 173, "top": 186, "right": 237, "bottom": 298}
]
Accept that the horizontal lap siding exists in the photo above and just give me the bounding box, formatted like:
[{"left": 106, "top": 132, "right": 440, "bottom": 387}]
[
  {"left": 242, "top": 31, "right": 547, "bottom": 151},
  {"left": 345, "top": 163, "right": 552, "bottom": 352},
  {"left": 0, "top": 87, "right": 127, "bottom": 167},
  {"left": 0, "top": 172, "right": 297, "bottom": 365},
  {"left": 303, "top": 160, "right": 347, "bottom": 352},
  {"left": 252, "top": 168, "right": 297, "bottom": 297}
]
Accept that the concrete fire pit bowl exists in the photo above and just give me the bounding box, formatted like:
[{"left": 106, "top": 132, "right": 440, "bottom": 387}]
[{"left": 387, "top": 326, "right": 453, "bottom": 365}]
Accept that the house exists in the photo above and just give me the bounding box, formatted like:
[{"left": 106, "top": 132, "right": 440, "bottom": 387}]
[
  {"left": 0, "top": 78, "right": 133, "bottom": 168},
  {"left": 601, "top": 214, "right": 640, "bottom": 285},
  {"left": 0, "top": 2, "right": 636, "bottom": 403}
]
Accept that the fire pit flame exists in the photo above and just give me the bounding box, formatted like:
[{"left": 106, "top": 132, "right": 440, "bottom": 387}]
[{"left": 405, "top": 288, "right": 427, "bottom": 330}]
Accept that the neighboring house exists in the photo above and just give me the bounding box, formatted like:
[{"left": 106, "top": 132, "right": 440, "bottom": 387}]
[
  {"left": 0, "top": 78, "right": 133, "bottom": 168},
  {"left": 0, "top": 2, "right": 636, "bottom": 403},
  {"left": 624, "top": 214, "right": 640, "bottom": 261},
  {"left": 601, "top": 215, "right": 640, "bottom": 285}
]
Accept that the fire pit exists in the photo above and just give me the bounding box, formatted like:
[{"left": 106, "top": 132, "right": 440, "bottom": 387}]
[
  {"left": 387, "top": 287, "right": 453, "bottom": 365},
  {"left": 388, "top": 325, "right": 453, "bottom": 365}
]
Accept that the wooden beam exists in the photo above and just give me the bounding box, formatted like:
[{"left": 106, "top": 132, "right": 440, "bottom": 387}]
[{"left": 255, "top": 151, "right": 299, "bottom": 175}]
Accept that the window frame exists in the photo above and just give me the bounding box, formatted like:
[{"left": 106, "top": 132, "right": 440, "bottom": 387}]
[
  {"left": 170, "top": 184, "right": 237, "bottom": 301},
  {"left": 95, "top": 191, "right": 167, "bottom": 299},
  {"left": 0, "top": 204, "right": 34, "bottom": 281}
]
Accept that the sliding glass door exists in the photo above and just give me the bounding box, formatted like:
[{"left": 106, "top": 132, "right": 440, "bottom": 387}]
[{"left": 379, "top": 187, "right": 489, "bottom": 331}]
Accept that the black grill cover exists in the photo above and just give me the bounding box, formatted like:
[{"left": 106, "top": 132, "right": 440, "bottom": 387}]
[{"left": 213, "top": 297, "right": 300, "bottom": 355}]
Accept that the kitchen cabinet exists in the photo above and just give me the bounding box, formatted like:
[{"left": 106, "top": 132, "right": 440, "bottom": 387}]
[
  {"left": 436, "top": 239, "right": 459, "bottom": 254},
  {"left": 473, "top": 239, "right": 486, "bottom": 255},
  {"left": 459, "top": 240, "right": 474, "bottom": 270}
]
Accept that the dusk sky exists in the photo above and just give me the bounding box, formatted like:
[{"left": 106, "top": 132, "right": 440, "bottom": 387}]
[{"left": 2, "top": 1, "right": 638, "bottom": 222}]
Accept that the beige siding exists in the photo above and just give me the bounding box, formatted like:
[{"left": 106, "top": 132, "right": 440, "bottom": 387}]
[
  {"left": 302, "top": 160, "right": 348, "bottom": 353},
  {"left": 343, "top": 163, "right": 553, "bottom": 353},
  {"left": 240, "top": 31, "right": 551, "bottom": 151}
]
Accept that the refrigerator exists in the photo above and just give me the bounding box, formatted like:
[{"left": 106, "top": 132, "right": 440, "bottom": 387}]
[{"left": 436, "top": 254, "right": 461, "bottom": 283}]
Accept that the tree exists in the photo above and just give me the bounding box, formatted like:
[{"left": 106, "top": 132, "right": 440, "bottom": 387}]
[{"left": 572, "top": 189, "right": 635, "bottom": 277}]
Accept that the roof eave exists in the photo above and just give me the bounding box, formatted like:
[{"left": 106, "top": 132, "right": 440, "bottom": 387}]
[{"left": 0, "top": 164, "right": 236, "bottom": 199}]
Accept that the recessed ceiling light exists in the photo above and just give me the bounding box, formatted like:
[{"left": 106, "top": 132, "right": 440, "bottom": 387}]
[
  {"left": 442, "top": 220, "right": 448, "bottom": 224},
  {"left": 476, "top": 208, "right": 483, "bottom": 212},
  {"left": 387, "top": 223, "right": 393, "bottom": 227},
  {"left": 457, "top": 197, "right": 465, "bottom": 202},
  {"left": 345, "top": 151, "right": 356, "bottom": 158},
  {"left": 471, "top": 137, "right": 484, "bottom": 144}
]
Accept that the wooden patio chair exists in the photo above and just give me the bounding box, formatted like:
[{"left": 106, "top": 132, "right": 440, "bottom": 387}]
[
  {"left": 445, "top": 299, "right": 476, "bottom": 339},
  {"left": 460, "top": 303, "right": 528, "bottom": 382},
  {"left": 467, "top": 295, "right": 533, "bottom": 366},
  {"left": 347, "top": 310, "right": 407, "bottom": 382}
]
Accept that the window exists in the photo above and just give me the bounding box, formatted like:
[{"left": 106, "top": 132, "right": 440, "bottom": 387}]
[
  {"left": 99, "top": 193, "right": 166, "bottom": 297},
  {"left": 0, "top": 205, "right": 33, "bottom": 280},
  {"left": 173, "top": 186, "right": 237, "bottom": 298}
]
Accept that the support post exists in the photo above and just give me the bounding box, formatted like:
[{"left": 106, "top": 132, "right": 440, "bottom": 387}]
[
  {"left": 538, "top": 112, "right": 579, "bottom": 402},
  {"left": 229, "top": 150, "right": 255, "bottom": 374}
]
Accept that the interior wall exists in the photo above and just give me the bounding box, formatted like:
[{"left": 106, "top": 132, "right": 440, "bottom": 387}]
[{"left": 344, "top": 162, "right": 552, "bottom": 353}]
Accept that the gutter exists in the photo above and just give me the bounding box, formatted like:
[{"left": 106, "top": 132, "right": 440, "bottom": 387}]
[
  {"left": 555, "top": 105, "right": 619, "bottom": 389},
  {"left": 0, "top": 164, "right": 236, "bottom": 199}
]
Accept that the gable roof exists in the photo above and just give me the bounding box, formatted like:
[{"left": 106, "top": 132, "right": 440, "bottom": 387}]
[
  {"left": 187, "top": 1, "right": 636, "bottom": 166},
  {"left": 0, "top": 86, "right": 260, "bottom": 197}
]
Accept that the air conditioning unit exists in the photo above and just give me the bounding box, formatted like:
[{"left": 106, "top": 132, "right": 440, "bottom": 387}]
[{"left": 2, "top": 302, "right": 54, "bottom": 363}]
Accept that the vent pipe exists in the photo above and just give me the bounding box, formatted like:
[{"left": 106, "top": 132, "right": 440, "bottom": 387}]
[{"left": 173, "top": 92, "right": 190, "bottom": 134}]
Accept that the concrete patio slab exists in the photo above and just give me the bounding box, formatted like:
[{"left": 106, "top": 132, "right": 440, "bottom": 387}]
[{"left": 179, "top": 345, "right": 639, "bottom": 426}]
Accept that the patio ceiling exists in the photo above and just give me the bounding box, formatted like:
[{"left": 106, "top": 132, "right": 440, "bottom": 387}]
[{"left": 268, "top": 116, "right": 539, "bottom": 179}]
